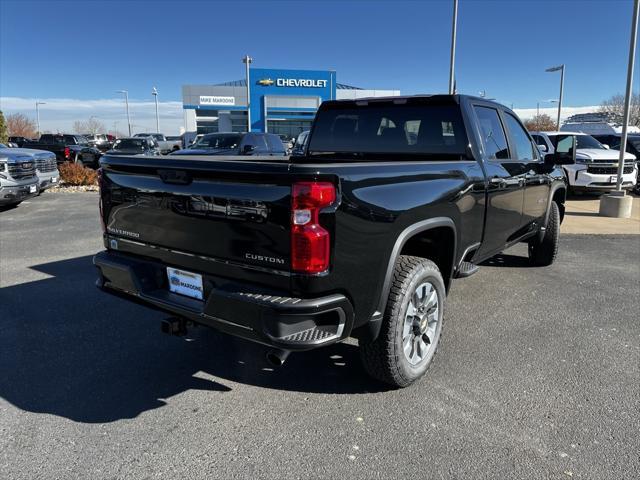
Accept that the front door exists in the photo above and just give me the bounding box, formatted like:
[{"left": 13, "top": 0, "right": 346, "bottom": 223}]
[
  {"left": 502, "top": 111, "right": 550, "bottom": 229},
  {"left": 473, "top": 105, "right": 526, "bottom": 259}
]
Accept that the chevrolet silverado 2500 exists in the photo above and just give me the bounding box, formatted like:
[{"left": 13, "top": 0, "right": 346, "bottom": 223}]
[{"left": 94, "top": 95, "right": 570, "bottom": 387}]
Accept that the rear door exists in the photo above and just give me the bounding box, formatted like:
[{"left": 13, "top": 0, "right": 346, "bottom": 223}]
[
  {"left": 472, "top": 104, "right": 526, "bottom": 258},
  {"left": 502, "top": 112, "right": 550, "bottom": 229}
]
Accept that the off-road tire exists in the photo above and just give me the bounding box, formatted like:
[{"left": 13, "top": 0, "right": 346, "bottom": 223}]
[
  {"left": 360, "top": 255, "right": 445, "bottom": 388},
  {"left": 529, "top": 201, "right": 560, "bottom": 266}
]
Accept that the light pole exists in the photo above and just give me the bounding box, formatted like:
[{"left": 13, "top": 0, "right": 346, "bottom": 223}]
[
  {"left": 35, "top": 101, "right": 46, "bottom": 135},
  {"left": 242, "top": 55, "right": 253, "bottom": 131},
  {"left": 116, "top": 90, "right": 132, "bottom": 136},
  {"left": 152, "top": 87, "right": 160, "bottom": 133},
  {"left": 545, "top": 64, "right": 565, "bottom": 130},
  {"left": 448, "top": 0, "right": 458, "bottom": 94},
  {"left": 615, "top": 0, "right": 639, "bottom": 193},
  {"left": 600, "top": 0, "right": 638, "bottom": 218}
]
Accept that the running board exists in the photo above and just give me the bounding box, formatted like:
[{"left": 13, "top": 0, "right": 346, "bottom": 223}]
[{"left": 454, "top": 261, "right": 479, "bottom": 278}]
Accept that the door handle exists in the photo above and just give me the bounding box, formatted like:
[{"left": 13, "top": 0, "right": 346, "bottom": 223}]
[{"left": 490, "top": 177, "right": 524, "bottom": 187}]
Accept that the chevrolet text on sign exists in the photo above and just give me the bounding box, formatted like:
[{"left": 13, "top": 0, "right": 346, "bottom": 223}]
[{"left": 276, "top": 78, "right": 328, "bottom": 88}]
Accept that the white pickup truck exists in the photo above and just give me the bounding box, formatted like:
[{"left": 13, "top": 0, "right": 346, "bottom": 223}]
[
  {"left": 531, "top": 131, "right": 637, "bottom": 194},
  {"left": 133, "top": 133, "right": 181, "bottom": 154}
]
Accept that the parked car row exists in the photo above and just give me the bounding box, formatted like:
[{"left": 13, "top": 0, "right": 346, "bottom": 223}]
[
  {"left": 83, "top": 133, "right": 115, "bottom": 152},
  {"left": 556, "top": 119, "right": 640, "bottom": 194},
  {"left": 531, "top": 131, "right": 638, "bottom": 194},
  {"left": 0, "top": 143, "right": 60, "bottom": 208},
  {"left": 170, "top": 132, "right": 287, "bottom": 156},
  {"left": 107, "top": 137, "right": 162, "bottom": 156},
  {"left": 134, "top": 133, "right": 182, "bottom": 154}
]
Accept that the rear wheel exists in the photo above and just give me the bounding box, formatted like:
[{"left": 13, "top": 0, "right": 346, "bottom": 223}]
[
  {"left": 360, "top": 256, "right": 445, "bottom": 388},
  {"left": 529, "top": 201, "right": 560, "bottom": 266}
]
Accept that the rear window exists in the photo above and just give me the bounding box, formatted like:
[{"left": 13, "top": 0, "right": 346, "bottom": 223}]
[
  {"left": 114, "top": 139, "right": 146, "bottom": 150},
  {"left": 193, "top": 134, "right": 241, "bottom": 150},
  {"left": 308, "top": 101, "right": 470, "bottom": 159}
]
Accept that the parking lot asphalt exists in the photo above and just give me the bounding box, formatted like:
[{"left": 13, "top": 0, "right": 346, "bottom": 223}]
[{"left": 1, "top": 192, "right": 639, "bottom": 479}]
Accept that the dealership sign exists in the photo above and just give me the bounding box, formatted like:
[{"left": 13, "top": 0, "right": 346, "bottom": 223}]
[
  {"left": 199, "top": 96, "right": 235, "bottom": 106},
  {"left": 258, "top": 78, "right": 328, "bottom": 88}
]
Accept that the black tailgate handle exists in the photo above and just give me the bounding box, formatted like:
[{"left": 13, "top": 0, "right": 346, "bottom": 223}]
[{"left": 158, "top": 169, "right": 192, "bottom": 185}]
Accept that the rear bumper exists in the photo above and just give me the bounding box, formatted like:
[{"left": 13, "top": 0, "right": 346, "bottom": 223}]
[{"left": 93, "top": 250, "right": 354, "bottom": 351}]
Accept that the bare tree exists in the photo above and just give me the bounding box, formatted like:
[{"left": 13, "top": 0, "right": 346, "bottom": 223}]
[
  {"left": 0, "top": 111, "right": 8, "bottom": 144},
  {"left": 6, "top": 113, "right": 38, "bottom": 138},
  {"left": 599, "top": 93, "right": 640, "bottom": 127},
  {"left": 72, "top": 120, "right": 85, "bottom": 134},
  {"left": 72, "top": 117, "right": 106, "bottom": 135},
  {"left": 524, "top": 113, "right": 557, "bottom": 132}
]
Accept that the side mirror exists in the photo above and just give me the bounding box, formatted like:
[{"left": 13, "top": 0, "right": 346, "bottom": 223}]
[
  {"left": 545, "top": 135, "right": 576, "bottom": 166},
  {"left": 242, "top": 144, "right": 256, "bottom": 155},
  {"left": 537, "top": 144, "right": 548, "bottom": 153},
  {"left": 602, "top": 144, "right": 610, "bottom": 149}
]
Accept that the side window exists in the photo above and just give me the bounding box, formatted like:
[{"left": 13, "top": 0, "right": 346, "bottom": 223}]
[
  {"left": 40, "top": 135, "right": 52, "bottom": 144},
  {"left": 474, "top": 106, "right": 509, "bottom": 159},
  {"left": 405, "top": 120, "right": 420, "bottom": 145},
  {"left": 257, "top": 135, "right": 269, "bottom": 152},
  {"left": 266, "top": 134, "right": 285, "bottom": 153},
  {"left": 504, "top": 113, "right": 537, "bottom": 161},
  {"left": 245, "top": 134, "right": 267, "bottom": 152},
  {"left": 531, "top": 134, "right": 545, "bottom": 146}
]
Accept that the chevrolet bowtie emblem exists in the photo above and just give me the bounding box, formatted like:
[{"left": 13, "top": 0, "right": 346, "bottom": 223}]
[{"left": 257, "top": 78, "right": 274, "bottom": 86}]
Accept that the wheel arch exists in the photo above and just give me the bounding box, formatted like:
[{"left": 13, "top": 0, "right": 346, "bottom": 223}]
[
  {"left": 364, "top": 218, "right": 456, "bottom": 339},
  {"left": 356, "top": 218, "right": 456, "bottom": 343},
  {"left": 539, "top": 183, "right": 566, "bottom": 242}
]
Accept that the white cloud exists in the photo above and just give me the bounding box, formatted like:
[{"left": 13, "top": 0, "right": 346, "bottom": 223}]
[
  {"left": 513, "top": 105, "right": 601, "bottom": 122},
  {"left": 0, "top": 96, "right": 185, "bottom": 135}
]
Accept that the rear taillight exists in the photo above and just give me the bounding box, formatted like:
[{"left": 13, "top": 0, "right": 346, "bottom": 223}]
[
  {"left": 291, "top": 181, "right": 336, "bottom": 273},
  {"left": 64, "top": 147, "right": 70, "bottom": 159},
  {"left": 97, "top": 168, "right": 105, "bottom": 233}
]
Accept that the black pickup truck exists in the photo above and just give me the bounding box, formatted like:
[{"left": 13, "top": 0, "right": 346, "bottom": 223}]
[
  {"left": 94, "top": 95, "right": 571, "bottom": 387},
  {"left": 24, "top": 134, "right": 102, "bottom": 167}
]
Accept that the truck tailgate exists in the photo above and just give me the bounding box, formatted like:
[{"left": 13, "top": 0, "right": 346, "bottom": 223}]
[{"left": 99, "top": 155, "right": 293, "bottom": 272}]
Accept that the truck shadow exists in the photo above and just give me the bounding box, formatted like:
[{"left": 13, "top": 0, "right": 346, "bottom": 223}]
[{"left": 0, "top": 255, "right": 383, "bottom": 424}]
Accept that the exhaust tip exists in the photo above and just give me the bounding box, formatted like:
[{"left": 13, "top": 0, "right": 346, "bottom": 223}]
[{"left": 266, "top": 349, "right": 290, "bottom": 367}]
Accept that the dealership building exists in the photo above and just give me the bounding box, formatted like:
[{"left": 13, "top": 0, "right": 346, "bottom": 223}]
[{"left": 182, "top": 68, "right": 399, "bottom": 137}]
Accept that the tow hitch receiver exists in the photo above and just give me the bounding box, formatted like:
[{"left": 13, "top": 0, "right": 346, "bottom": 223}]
[{"left": 161, "top": 317, "right": 188, "bottom": 336}]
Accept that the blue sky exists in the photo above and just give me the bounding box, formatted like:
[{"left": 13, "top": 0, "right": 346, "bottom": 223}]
[{"left": 1, "top": 0, "right": 638, "bottom": 133}]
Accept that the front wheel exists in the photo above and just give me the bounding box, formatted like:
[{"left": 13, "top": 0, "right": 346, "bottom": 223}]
[
  {"left": 529, "top": 201, "right": 560, "bottom": 266},
  {"left": 360, "top": 255, "right": 445, "bottom": 388}
]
